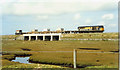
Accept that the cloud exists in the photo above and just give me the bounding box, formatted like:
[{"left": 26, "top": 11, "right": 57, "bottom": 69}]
[
  {"left": 1, "top": 0, "right": 119, "bottom": 3},
  {"left": 2, "top": 0, "right": 118, "bottom": 15},
  {"left": 73, "top": 13, "right": 81, "bottom": 20},
  {"left": 97, "top": 21, "right": 106, "bottom": 25},
  {"left": 3, "top": 3, "right": 81, "bottom": 15},
  {"left": 37, "top": 15, "right": 48, "bottom": 20},
  {"left": 85, "top": 19, "right": 92, "bottom": 24},
  {"left": 74, "top": 22, "right": 80, "bottom": 25},
  {"left": 108, "top": 24, "right": 117, "bottom": 27},
  {"left": 102, "top": 14, "right": 114, "bottom": 20}
]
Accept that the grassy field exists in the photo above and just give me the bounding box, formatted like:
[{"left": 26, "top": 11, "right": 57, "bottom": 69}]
[
  {"left": 62, "top": 32, "right": 118, "bottom": 39},
  {"left": 2, "top": 40, "right": 118, "bottom": 52},
  {"left": 1, "top": 33, "right": 119, "bottom": 69}
]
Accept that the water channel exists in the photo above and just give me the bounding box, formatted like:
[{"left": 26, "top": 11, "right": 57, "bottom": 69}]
[{"left": 11, "top": 57, "right": 32, "bottom": 64}]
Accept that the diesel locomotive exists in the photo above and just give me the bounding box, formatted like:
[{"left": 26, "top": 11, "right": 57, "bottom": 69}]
[{"left": 78, "top": 25, "right": 104, "bottom": 33}]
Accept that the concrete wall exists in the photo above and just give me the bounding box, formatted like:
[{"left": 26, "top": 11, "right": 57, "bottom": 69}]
[
  {"left": 22, "top": 33, "right": 61, "bottom": 41},
  {"left": 15, "top": 36, "right": 24, "bottom": 40}
]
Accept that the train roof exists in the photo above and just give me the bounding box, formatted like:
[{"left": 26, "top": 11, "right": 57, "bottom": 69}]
[{"left": 78, "top": 25, "right": 104, "bottom": 28}]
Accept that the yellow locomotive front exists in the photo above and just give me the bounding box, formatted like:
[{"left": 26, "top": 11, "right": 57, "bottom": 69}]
[{"left": 78, "top": 25, "right": 104, "bottom": 33}]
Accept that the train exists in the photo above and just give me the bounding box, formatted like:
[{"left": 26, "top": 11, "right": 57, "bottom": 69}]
[
  {"left": 15, "top": 25, "right": 104, "bottom": 35},
  {"left": 78, "top": 25, "right": 104, "bottom": 33}
]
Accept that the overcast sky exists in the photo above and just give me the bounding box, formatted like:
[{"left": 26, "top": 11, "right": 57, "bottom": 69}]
[{"left": 0, "top": 0, "right": 119, "bottom": 35}]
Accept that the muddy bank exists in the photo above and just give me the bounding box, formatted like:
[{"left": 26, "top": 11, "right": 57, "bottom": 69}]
[
  {"left": 29, "top": 59, "right": 96, "bottom": 68},
  {"left": 2, "top": 52, "right": 32, "bottom": 61}
]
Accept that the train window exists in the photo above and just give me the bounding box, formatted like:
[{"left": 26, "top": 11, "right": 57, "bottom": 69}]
[{"left": 92, "top": 27, "right": 96, "bottom": 30}]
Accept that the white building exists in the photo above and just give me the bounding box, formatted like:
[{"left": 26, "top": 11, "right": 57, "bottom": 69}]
[{"left": 23, "top": 33, "right": 61, "bottom": 41}]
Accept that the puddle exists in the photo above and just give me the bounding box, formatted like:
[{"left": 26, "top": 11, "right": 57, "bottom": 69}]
[{"left": 12, "top": 57, "right": 32, "bottom": 64}]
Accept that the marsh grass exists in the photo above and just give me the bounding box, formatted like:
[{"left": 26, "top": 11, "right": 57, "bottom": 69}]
[
  {"left": 62, "top": 33, "right": 118, "bottom": 39},
  {"left": 2, "top": 33, "right": 119, "bottom": 68}
]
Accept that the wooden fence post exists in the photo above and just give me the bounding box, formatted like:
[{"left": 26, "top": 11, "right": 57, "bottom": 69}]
[{"left": 73, "top": 49, "right": 77, "bottom": 68}]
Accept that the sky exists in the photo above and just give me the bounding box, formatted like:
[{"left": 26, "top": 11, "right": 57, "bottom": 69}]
[{"left": 0, "top": 0, "right": 119, "bottom": 35}]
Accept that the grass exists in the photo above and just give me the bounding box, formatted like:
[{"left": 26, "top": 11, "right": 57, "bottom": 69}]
[
  {"left": 29, "top": 52, "right": 118, "bottom": 67},
  {"left": 86, "top": 65, "right": 118, "bottom": 68},
  {"left": 2, "top": 51, "right": 118, "bottom": 69},
  {"left": 62, "top": 32, "right": 118, "bottom": 39},
  {"left": 2, "top": 59, "right": 66, "bottom": 68},
  {"left": 2, "top": 54, "right": 67, "bottom": 68},
  {"left": 2, "top": 40, "right": 118, "bottom": 52},
  {"left": 1, "top": 33, "right": 119, "bottom": 69},
  {"left": 2, "top": 35, "right": 20, "bottom": 39}
]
